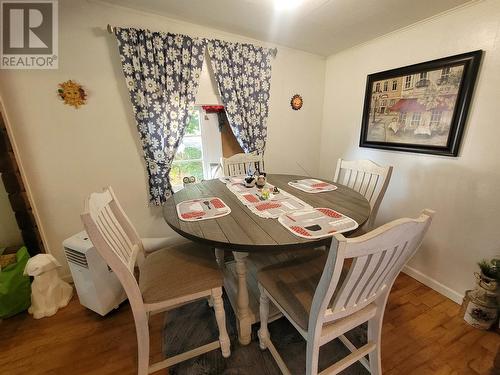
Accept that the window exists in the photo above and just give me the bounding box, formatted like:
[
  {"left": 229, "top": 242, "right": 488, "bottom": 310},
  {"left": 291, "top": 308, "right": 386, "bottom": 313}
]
[
  {"left": 404, "top": 75, "right": 413, "bottom": 89},
  {"left": 441, "top": 67, "right": 451, "bottom": 79},
  {"left": 411, "top": 112, "right": 421, "bottom": 127},
  {"left": 392, "top": 80, "right": 398, "bottom": 90},
  {"left": 416, "top": 71, "right": 430, "bottom": 88},
  {"left": 379, "top": 99, "right": 387, "bottom": 113},
  {"left": 400, "top": 112, "right": 407, "bottom": 125},
  {"left": 430, "top": 110, "right": 442, "bottom": 126},
  {"left": 169, "top": 107, "right": 222, "bottom": 192},
  {"left": 375, "top": 82, "right": 380, "bottom": 92},
  {"left": 389, "top": 99, "right": 396, "bottom": 106},
  {"left": 383, "top": 81, "right": 388, "bottom": 91},
  {"left": 170, "top": 110, "right": 204, "bottom": 191}
]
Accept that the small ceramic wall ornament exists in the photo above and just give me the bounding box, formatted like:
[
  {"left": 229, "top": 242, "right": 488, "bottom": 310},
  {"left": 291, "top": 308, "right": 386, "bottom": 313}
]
[
  {"left": 290, "top": 94, "right": 303, "bottom": 110},
  {"left": 58, "top": 80, "right": 87, "bottom": 108}
]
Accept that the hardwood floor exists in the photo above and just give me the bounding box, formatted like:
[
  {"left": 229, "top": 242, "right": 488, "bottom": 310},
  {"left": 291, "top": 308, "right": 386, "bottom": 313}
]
[{"left": 1, "top": 273, "right": 498, "bottom": 374}]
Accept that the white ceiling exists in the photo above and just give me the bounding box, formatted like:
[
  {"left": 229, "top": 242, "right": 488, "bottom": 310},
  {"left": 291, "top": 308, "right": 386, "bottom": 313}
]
[{"left": 102, "top": 0, "right": 473, "bottom": 56}]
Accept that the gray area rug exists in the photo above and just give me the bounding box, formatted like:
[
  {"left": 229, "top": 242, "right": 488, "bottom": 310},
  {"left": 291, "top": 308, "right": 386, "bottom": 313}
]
[{"left": 164, "top": 292, "right": 369, "bottom": 374}]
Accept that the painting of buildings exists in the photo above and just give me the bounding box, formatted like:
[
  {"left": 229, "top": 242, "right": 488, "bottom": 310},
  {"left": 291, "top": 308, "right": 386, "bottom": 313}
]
[{"left": 365, "top": 66, "right": 464, "bottom": 147}]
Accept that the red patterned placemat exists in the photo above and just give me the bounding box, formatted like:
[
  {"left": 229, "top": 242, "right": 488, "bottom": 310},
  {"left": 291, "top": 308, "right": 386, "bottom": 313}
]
[
  {"left": 278, "top": 207, "right": 358, "bottom": 239},
  {"left": 288, "top": 179, "right": 337, "bottom": 193},
  {"left": 176, "top": 197, "right": 231, "bottom": 222},
  {"left": 222, "top": 177, "right": 313, "bottom": 218}
]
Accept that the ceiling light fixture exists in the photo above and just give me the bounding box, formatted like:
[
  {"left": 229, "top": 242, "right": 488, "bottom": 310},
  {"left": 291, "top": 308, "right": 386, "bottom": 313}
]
[{"left": 274, "top": 0, "right": 304, "bottom": 11}]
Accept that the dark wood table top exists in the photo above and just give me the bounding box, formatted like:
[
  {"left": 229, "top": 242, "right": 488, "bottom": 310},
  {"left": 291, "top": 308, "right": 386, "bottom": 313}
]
[{"left": 163, "top": 174, "right": 371, "bottom": 252}]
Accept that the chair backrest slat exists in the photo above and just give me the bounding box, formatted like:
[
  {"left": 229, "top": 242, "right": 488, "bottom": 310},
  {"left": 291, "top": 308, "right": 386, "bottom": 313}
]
[
  {"left": 81, "top": 187, "right": 147, "bottom": 309},
  {"left": 96, "top": 212, "right": 129, "bottom": 263},
  {"left": 334, "top": 159, "right": 392, "bottom": 230},
  {"left": 366, "top": 174, "right": 381, "bottom": 203},
  {"left": 309, "top": 209, "right": 434, "bottom": 329},
  {"left": 352, "top": 170, "right": 364, "bottom": 192},
  {"left": 332, "top": 254, "right": 370, "bottom": 309},
  {"left": 347, "top": 250, "right": 386, "bottom": 308},
  {"left": 97, "top": 200, "right": 133, "bottom": 265},
  {"left": 221, "top": 152, "right": 264, "bottom": 177},
  {"left": 82, "top": 187, "right": 144, "bottom": 274},
  {"left": 104, "top": 205, "right": 133, "bottom": 254},
  {"left": 365, "top": 246, "right": 400, "bottom": 299}
]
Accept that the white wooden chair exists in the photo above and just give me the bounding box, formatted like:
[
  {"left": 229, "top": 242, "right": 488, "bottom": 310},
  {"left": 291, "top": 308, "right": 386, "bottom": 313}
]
[
  {"left": 333, "top": 159, "right": 393, "bottom": 231},
  {"left": 257, "top": 209, "right": 434, "bottom": 375},
  {"left": 81, "top": 187, "right": 230, "bottom": 375},
  {"left": 221, "top": 152, "right": 264, "bottom": 176}
]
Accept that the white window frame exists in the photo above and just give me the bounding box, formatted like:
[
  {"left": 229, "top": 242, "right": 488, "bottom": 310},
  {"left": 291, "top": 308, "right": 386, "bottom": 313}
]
[
  {"left": 400, "top": 112, "right": 407, "bottom": 125},
  {"left": 411, "top": 112, "right": 421, "bottom": 127},
  {"left": 392, "top": 80, "right": 397, "bottom": 90},
  {"left": 404, "top": 75, "right": 413, "bottom": 89},
  {"left": 430, "top": 110, "right": 442, "bottom": 125},
  {"left": 441, "top": 67, "right": 451, "bottom": 79}
]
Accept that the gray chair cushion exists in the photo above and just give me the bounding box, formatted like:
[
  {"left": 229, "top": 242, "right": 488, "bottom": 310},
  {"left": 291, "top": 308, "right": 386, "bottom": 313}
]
[
  {"left": 139, "top": 242, "right": 223, "bottom": 304},
  {"left": 257, "top": 251, "right": 349, "bottom": 330}
]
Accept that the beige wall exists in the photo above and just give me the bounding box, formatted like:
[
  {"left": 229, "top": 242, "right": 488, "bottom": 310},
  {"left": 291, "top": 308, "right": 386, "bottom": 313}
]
[
  {"left": 0, "top": 174, "right": 22, "bottom": 247},
  {"left": 3, "top": 0, "right": 494, "bottom": 303},
  {"left": 319, "top": 0, "right": 500, "bottom": 302},
  {"left": 0, "top": 0, "right": 325, "bottom": 276}
]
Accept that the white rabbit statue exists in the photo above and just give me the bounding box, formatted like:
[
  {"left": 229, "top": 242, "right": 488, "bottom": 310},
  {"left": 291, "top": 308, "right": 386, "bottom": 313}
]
[{"left": 24, "top": 254, "right": 73, "bottom": 319}]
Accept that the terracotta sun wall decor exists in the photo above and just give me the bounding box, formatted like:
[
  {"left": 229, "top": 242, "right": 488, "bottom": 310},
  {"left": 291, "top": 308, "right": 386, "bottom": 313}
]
[
  {"left": 58, "top": 80, "right": 87, "bottom": 108},
  {"left": 290, "top": 94, "right": 303, "bottom": 110}
]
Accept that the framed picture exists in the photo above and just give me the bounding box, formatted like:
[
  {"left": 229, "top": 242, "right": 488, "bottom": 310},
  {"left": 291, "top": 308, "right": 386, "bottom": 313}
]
[{"left": 359, "top": 50, "right": 482, "bottom": 156}]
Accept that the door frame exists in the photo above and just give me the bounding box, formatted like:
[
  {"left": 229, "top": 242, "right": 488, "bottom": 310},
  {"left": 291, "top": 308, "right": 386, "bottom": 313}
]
[{"left": 0, "top": 97, "right": 49, "bottom": 253}]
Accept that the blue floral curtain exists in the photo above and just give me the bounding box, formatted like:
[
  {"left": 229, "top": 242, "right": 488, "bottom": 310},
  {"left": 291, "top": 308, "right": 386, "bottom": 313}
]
[
  {"left": 207, "top": 40, "right": 273, "bottom": 154},
  {"left": 114, "top": 28, "right": 205, "bottom": 205}
]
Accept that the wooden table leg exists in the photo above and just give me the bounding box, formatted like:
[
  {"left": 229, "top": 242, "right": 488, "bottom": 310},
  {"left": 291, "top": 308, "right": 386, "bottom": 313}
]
[{"left": 233, "top": 251, "right": 252, "bottom": 345}]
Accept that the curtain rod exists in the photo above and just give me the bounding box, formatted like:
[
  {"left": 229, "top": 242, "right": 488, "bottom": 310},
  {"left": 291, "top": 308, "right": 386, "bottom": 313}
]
[{"left": 106, "top": 24, "right": 278, "bottom": 58}]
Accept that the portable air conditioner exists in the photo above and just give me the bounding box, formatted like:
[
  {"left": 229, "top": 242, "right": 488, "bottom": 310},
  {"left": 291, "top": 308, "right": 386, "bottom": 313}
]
[{"left": 63, "top": 231, "right": 126, "bottom": 316}]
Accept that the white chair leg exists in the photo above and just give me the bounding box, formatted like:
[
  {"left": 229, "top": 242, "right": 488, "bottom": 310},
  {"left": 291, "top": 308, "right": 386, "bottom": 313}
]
[
  {"left": 305, "top": 341, "right": 320, "bottom": 375},
  {"left": 257, "top": 284, "right": 270, "bottom": 350},
  {"left": 212, "top": 288, "right": 231, "bottom": 358},
  {"left": 367, "top": 314, "right": 383, "bottom": 375},
  {"left": 368, "top": 294, "right": 388, "bottom": 375},
  {"left": 131, "top": 308, "right": 150, "bottom": 375}
]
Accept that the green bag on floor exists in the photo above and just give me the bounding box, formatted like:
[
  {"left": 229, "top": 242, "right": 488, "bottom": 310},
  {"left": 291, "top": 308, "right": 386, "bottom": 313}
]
[{"left": 0, "top": 246, "right": 31, "bottom": 318}]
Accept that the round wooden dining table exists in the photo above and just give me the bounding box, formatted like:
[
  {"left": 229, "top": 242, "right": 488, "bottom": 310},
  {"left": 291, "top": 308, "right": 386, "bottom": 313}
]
[{"left": 163, "top": 174, "right": 370, "bottom": 345}]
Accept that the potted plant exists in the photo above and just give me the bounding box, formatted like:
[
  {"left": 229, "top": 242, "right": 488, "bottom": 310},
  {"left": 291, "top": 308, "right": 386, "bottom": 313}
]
[
  {"left": 462, "top": 258, "right": 500, "bottom": 330},
  {"left": 477, "top": 259, "right": 500, "bottom": 292}
]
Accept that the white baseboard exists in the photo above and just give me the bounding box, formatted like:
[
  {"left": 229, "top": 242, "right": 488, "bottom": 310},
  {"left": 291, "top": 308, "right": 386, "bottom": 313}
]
[{"left": 402, "top": 265, "right": 463, "bottom": 305}]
